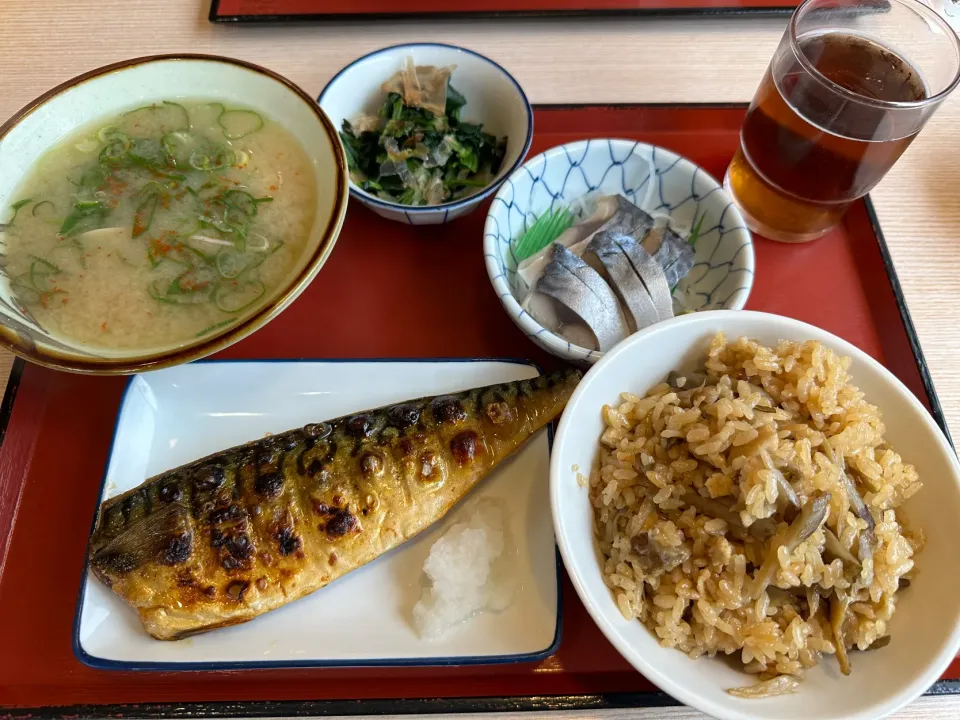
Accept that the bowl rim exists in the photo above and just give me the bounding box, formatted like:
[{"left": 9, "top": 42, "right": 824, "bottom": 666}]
[
  {"left": 0, "top": 53, "right": 349, "bottom": 375},
  {"left": 317, "top": 42, "right": 534, "bottom": 214},
  {"left": 549, "top": 309, "right": 960, "bottom": 720},
  {"left": 483, "top": 138, "right": 754, "bottom": 362}
]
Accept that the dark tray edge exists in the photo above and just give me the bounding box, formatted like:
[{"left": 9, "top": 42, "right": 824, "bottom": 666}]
[
  {"left": 0, "top": 102, "right": 954, "bottom": 717},
  {"left": 5, "top": 680, "right": 960, "bottom": 719},
  {"left": 207, "top": 1, "right": 797, "bottom": 23},
  {"left": 0, "top": 356, "right": 24, "bottom": 449}
]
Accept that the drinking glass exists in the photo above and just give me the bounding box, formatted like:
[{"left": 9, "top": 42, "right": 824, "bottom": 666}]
[{"left": 725, "top": 0, "right": 960, "bottom": 243}]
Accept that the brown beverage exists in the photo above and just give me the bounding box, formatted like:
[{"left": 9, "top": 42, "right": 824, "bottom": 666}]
[{"left": 727, "top": 32, "right": 928, "bottom": 242}]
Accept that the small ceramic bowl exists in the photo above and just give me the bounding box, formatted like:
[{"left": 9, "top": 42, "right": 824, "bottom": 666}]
[
  {"left": 551, "top": 310, "right": 960, "bottom": 720},
  {"left": 0, "top": 54, "right": 348, "bottom": 375},
  {"left": 318, "top": 43, "right": 533, "bottom": 225},
  {"left": 483, "top": 139, "right": 754, "bottom": 365}
]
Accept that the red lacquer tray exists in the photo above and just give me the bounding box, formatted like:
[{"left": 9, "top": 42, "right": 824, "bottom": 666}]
[
  {"left": 0, "top": 104, "right": 955, "bottom": 718},
  {"left": 209, "top": 0, "right": 802, "bottom": 22}
]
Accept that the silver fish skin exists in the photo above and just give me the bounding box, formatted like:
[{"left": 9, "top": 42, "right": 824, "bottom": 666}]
[
  {"left": 650, "top": 226, "right": 696, "bottom": 288},
  {"left": 527, "top": 243, "right": 629, "bottom": 352},
  {"left": 602, "top": 232, "right": 675, "bottom": 322},
  {"left": 602, "top": 196, "right": 657, "bottom": 238},
  {"left": 517, "top": 195, "right": 655, "bottom": 292},
  {"left": 584, "top": 231, "right": 661, "bottom": 333}
]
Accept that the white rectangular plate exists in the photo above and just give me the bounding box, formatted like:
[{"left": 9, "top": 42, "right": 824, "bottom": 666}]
[{"left": 74, "top": 359, "right": 560, "bottom": 670}]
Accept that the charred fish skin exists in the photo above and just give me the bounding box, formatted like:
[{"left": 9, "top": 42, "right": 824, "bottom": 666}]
[{"left": 89, "top": 368, "right": 582, "bottom": 640}]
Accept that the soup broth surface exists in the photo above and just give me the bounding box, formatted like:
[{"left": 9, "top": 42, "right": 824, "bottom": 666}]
[{"left": 2, "top": 100, "right": 316, "bottom": 353}]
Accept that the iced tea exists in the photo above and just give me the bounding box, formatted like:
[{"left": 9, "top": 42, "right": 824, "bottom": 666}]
[{"left": 725, "top": 0, "right": 960, "bottom": 243}]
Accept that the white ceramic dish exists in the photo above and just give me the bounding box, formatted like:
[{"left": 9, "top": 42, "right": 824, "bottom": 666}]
[
  {"left": 550, "top": 310, "right": 960, "bottom": 720},
  {"left": 318, "top": 43, "right": 533, "bottom": 225},
  {"left": 484, "top": 139, "right": 754, "bottom": 366},
  {"left": 75, "top": 359, "right": 560, "bottom": 670},
  {"left": 0, "top": 54, "right": 348, "bottom": 374}
]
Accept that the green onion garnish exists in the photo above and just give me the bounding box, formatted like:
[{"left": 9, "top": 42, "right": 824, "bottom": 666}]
[
  {"left": 31, "top": 200, "right": 55, "bottom": 219},
  {"left": 219, "top": 109, "right": 264, "bottom": 140},
  {"left": 513, "top": 207, "right": 576, "bottom": 261},
  {"left": 9, "top": 98, "right": 279, "bottom": 324},
  {"left": 7, "top": 198, "right": 33, "bottom": 226},
  {"left": 688, "top": 213, "right": 705, "bottom": 246},
  {"left": 215, "top": 279, "right": 265, "bottom": 313}
]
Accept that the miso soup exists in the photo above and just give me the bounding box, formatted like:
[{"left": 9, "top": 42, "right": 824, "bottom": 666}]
[{"left": 1, "top": 100, "right": 316, "bottom": 353}]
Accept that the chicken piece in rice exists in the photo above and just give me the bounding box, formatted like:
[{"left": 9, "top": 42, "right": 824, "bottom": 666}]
[{"left": 589, "top": 333, "right": 922, "bottom": 697}]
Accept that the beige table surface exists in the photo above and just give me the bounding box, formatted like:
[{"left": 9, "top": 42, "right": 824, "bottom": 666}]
[{"left": 1, "top": 0, "right": 959, "bottom": 717}]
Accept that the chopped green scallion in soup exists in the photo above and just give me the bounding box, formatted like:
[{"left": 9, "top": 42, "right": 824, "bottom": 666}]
[{"left": 2, "top": 100, "right": 316, "bottom": 352}]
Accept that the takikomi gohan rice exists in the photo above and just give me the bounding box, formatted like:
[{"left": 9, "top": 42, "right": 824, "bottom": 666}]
[{"left": 588, "top": 334, "right": 923, "bottom": 697}]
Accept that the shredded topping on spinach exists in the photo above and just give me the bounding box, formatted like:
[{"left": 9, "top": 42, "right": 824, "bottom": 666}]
[{"left": 339, "top": 59, "right": 507, "bottom": 207}]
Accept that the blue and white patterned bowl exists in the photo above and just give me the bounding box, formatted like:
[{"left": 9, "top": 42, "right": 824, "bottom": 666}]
[
  {"left": 483, "top": 139, "right": 754, "bottom": 365},
  {"left": 318, "top": 43, "right": 533, "bottom": 225}
]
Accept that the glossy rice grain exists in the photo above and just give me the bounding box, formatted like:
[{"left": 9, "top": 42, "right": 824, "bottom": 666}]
[{"left": 589, "top": 334, "right": 922, "bottom": 695}]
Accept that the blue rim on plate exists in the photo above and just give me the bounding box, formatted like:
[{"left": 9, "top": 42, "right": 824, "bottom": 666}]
[
  {"left": 72, "top": 357, "right": 562, "bottom": 671},
  {"left": 317, "top": 42, "right": 535, "bottom": 214}
]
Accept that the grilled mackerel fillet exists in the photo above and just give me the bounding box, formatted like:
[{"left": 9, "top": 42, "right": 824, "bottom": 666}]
[{"left": 89, "top": 368, "right": 581, "bottom": 640}]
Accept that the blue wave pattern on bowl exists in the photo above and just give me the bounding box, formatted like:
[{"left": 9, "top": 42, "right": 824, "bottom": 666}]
[{"left": 484, "top": 139, "right": 754, "bottom": 364}]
